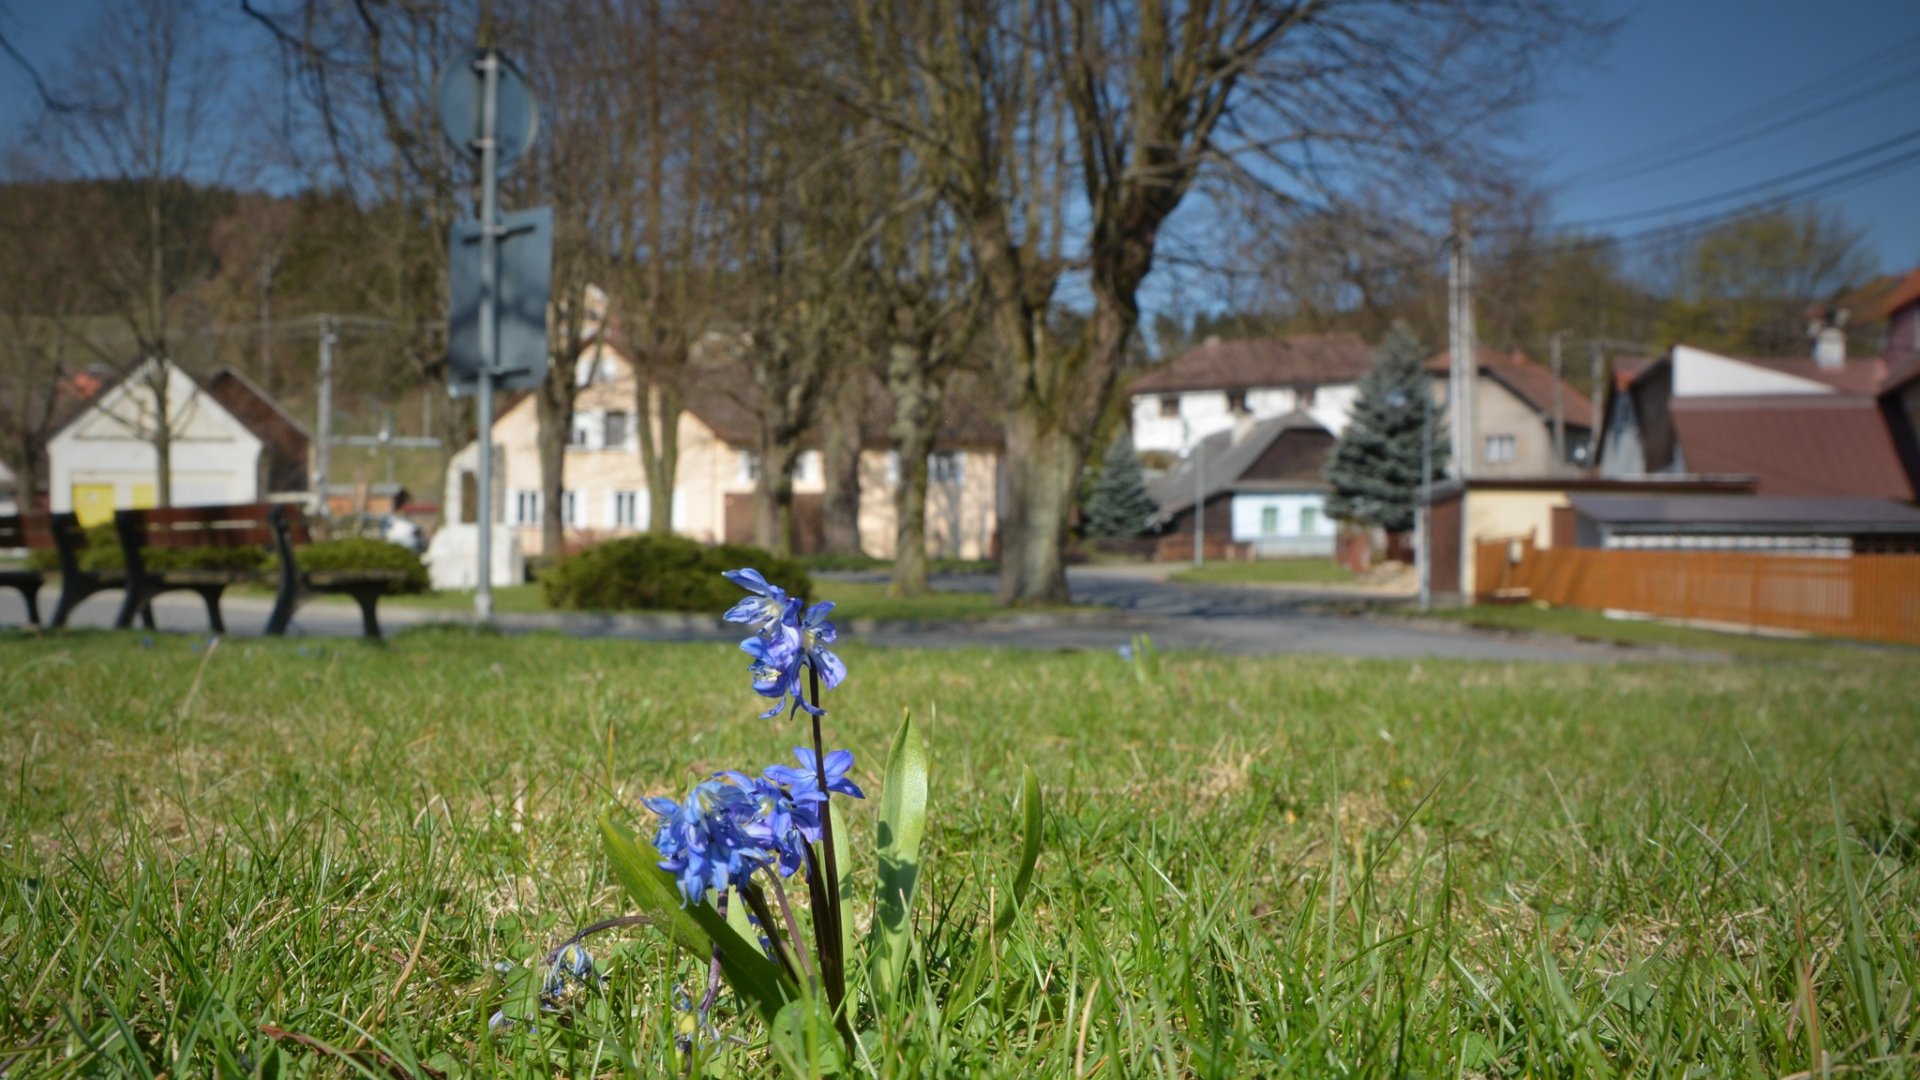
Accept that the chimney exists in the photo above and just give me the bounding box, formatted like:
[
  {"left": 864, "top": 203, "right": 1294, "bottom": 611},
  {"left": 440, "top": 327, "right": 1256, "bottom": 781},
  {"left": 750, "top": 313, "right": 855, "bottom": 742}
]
[{"left": 1810, "top": 305, "right": 1848, "bottom": 369}]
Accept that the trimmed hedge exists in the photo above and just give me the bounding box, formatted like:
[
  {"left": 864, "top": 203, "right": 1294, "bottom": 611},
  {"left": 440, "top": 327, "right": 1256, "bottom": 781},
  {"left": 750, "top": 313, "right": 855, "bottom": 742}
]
[
  {"left": 542, "top": 535, "right": 813, "bottom": 613},
  {"left": 27, "top": 525, "right": 428, "bottom": 593},
  {"left": 293, "top": 538, "right": 429, "bottom": 594}
]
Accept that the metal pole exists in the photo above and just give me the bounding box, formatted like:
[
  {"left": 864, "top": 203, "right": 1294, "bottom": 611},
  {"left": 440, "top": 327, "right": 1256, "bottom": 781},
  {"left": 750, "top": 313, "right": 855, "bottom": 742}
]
[
  {"left": 315, "top": 314, "right": 334, "bottom": 515},
  {"left": 474, "top": 49, "right": 501, "bottom": 622},
  {"left": 1193, "top": 437, "right": 1204, "bottom": 568},
  {"left": 1419, "top": 385, "right": 1432, "bottom": 613},
  {"left": 1550, "top": 330, "right": 1567, "bottom": 470}
]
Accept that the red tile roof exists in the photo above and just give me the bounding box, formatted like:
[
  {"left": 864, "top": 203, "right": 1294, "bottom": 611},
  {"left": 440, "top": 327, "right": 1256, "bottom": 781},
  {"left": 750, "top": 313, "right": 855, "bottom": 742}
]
[
  {"left": 1717, "top": 354, "right": 1887, "bottom": 396},
  {"left": 1130, "top": 333, "right": 1375, "bottom": 393},
  {"left": 1426, "top": 346, "right": 1595, "bottom": 428},
  {"left": 1670, "top": 395, "right": 1914, "bottom": 500},
  {"left": 1873, "top": 267, "right": 1920, "bottom": 319}
]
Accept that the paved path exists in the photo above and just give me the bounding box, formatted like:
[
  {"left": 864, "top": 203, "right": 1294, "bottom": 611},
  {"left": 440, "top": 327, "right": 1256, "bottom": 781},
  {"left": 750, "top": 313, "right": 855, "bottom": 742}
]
[{"left": 0, "top": 570, "right": 1658, "bottom": 662}]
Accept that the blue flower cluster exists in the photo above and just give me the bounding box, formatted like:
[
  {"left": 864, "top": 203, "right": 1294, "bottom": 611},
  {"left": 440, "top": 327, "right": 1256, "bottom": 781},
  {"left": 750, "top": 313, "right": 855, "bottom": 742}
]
[
  {"left": 645, "top": 749, "right": 864, "bottom": 904},
  {"left": 723, "top": 568, "right": 846, "bottom": 718}
]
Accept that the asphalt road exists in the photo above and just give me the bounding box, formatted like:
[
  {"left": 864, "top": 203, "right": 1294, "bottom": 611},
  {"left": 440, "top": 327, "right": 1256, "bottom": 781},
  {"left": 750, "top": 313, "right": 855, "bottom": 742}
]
[{"left": 0, "top": 567, "right": 1649, "bottom": 662}]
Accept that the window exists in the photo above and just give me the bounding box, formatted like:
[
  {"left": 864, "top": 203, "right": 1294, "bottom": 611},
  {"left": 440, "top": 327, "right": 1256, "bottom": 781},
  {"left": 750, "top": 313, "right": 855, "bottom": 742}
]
[
  {"left": 1484, "top": 434, "right": 1516, "bottom": 464},
  {"left": 603, "top": 411, "right": 632, "bottom": 449},
  {"left": 612, "top": 490, "right": 641, "bottom": 529},
  {"left": 884, "top": 450, "right": 901, "bottom": 485},
  {"left": 561, "top": 489, "right": 582, "bottom": 528},
  {"left": 1260, "top": 506, "right": 1280, "bottom": 535},
  {"left": 512, "top": 489, "right": 542, "bottom": 525},
  {"left": 796, "top": 451, "right": 821, "bottom": 483},
  {"left": 929, "top": 451, "right": 964, "bottom": 485},
  {"left": 1300, "top": 506, "right": 1320, "bottom": 534},
  {"left": 1158, "top": 394, "right": 1179, "bottom": 418},
  {"left": 1226, "top": 389, "right": 1248, "bottom": 414},
  {"left": 568, "top": 412, "right": 595, "bottom": 449},
  {"left": 738, "top": 450, "right": 760, "bottom": 483}
]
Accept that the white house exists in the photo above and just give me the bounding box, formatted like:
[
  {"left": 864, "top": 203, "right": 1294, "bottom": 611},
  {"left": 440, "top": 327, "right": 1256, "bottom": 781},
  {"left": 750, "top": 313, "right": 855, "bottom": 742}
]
[
  {"left": 1145, "top": 412, "right": 1341, "bottom": 557},
  {"left": 45, "top": 360, "right": 311, "bottom": 525},
  {"left": 1128, "top": 333, "right": 1376, "bottom": 456}
]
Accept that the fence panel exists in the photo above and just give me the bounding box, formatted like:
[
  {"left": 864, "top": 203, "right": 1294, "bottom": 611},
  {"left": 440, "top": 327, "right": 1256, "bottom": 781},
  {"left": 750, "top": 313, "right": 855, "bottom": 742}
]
[{"left": 1479, "top": 543, "right": 1920, "bottom": 645}]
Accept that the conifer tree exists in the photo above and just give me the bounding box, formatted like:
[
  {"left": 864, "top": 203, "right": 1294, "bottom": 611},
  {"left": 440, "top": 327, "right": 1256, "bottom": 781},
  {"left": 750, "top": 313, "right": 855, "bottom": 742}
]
[
  {"left": 1081, "top": 435, "right": 1158, "bottom": 540},
  {"left": 1324, "top": 326, "right": 1449, "bottom": 533}
]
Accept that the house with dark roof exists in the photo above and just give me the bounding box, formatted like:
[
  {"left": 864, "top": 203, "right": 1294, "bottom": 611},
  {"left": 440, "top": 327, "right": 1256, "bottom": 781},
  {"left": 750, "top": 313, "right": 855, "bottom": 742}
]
[
  {"left": 444, "top": 340, "right": 1004, "bottom": 558},
  {"left": 43, "top": 359, "right": 311, "bottom": 526},
  {"left": 1598, "top": 344, "right": 1914, "bottom": 502},
  {"left": 1128, "top": 334, "right": 1375, "bottom": 457},
  {"left": 1569, "top": 494, "right": 1920, "bottom": 556},
  {"left": 1145, "top": 412, "right": 1339, "bottom": 558},
  {"left": 1424, "top": 346, "right": 1595, "bottom": 477}
]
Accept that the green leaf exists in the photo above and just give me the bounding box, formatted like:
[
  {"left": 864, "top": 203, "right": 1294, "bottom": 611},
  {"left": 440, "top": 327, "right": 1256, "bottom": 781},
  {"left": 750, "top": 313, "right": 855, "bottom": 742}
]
[
  {"left": 769, "top": 997, "right": 846, "bottom": 1076},
  {"left": 993, "top": 766, "right": 1043, "bottom": 933},
  {"left": 867, "top": 709, "right": 928, "bottom": 1005},
  {"left": 599, "top": 817, "right": 794, "bottom": 1021}
]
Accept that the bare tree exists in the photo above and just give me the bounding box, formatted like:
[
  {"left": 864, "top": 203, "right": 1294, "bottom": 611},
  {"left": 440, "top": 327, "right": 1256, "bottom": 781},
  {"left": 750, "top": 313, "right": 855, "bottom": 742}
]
[
  {"left": 849, "top": 0, "right": 1601, "bottom": 603},
  {"left": 31, "top": 0, "right": 235, "bottom": 506}
]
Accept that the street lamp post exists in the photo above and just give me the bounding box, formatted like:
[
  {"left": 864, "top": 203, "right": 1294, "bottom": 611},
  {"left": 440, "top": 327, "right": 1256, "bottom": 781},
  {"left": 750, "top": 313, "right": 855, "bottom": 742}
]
[{"left": 1192, "top": 434, "right": 1205, "bottom": 569}]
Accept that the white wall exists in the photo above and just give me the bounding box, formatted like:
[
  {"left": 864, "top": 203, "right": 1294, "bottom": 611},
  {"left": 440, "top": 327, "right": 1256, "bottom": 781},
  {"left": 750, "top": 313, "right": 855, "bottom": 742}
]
[
  {"left": 1229, "top": 493, "right": 1333, "bottom": 541},
  {"left": 1671, "top": 345, "right": 1833, "bottom": 398},
  {"left": 1132, "top": 382, "right": 1354, "bottom": 454},
  {"left": 46, "top": 362, "right": 264, "bottom": 519}
]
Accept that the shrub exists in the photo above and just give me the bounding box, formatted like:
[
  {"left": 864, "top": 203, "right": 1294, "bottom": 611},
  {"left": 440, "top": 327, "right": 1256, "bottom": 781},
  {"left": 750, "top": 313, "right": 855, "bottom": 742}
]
[
  {"left": 292, "top": 538, "right": 429, "bottom": 594},
  {"left": 543, "top": 535, "right": 813, "bottom": 613}
]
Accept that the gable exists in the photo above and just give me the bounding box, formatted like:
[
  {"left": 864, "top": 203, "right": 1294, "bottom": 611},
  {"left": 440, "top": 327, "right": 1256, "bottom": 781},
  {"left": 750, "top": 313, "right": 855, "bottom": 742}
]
[
  {"left": 1242, "top": 427, "right": 1334, "bottom": 483},
  {"left": 52, "top": 361, "right": 253, "bottom": 448},
  {"left": 1672, "top": 345, "right": 1834, "bottom": 398}
]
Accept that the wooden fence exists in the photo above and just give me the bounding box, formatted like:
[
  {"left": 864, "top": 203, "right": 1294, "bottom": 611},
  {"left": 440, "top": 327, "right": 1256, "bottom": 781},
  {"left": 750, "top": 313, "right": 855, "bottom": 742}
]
[{"left": 1476, "top": 539, "right": 1920, "bottom": 644}]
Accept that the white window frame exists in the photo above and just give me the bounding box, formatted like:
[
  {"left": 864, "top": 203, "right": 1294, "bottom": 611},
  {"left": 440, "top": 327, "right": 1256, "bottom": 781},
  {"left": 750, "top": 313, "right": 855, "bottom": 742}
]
[
  {"left": 612, "top": 489, "right": 641, "bottom": 529},
  {"left": 568, "top": 410, "right": 598, "bottom": 450},
  {"left": 929, "top": 451, "right": 964, "bottom": 486},
  {"left": 1484, "top": 433, "right": 1516, "bottom": 464},
  {"left": 1260, "top": 505, "right": 1280, "bottom": 535},
  {"left": 603, "top": 410, "right": 633, "bottom": 451},
  {"left": 884, "top": 450, "right": 901, "bottom": 485},
  {"left": 512, "top": 489, "right": 543, "bottom": 525},
  {"left": 1300, "top": 505, "right": 1320, "bottom": 535},
  {"left": 738, "top": 450, "right": 761, "bottom": 484},
  {"left": 796, "top": 450, "right": 821, "bottom": 484},
  {"left": 561, "top": 489, "right": 583, "bottom": 528}
]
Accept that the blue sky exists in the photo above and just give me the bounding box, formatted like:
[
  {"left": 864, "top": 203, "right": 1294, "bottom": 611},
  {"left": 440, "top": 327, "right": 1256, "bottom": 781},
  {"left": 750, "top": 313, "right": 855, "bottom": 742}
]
[{"left": 4, "top": 0, "right": 1917, "bottom": 278}]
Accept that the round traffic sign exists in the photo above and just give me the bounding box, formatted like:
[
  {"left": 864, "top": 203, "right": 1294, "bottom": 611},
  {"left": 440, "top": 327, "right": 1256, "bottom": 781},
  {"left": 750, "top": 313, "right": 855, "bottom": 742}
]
[{"left": 437, "top": 48, "right": 539, "bottom": 169}]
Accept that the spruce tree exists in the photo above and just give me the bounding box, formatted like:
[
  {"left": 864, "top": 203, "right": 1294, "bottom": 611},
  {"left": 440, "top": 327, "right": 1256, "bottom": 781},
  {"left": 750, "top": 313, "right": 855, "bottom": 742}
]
[
  {"left": 1082, "top": 435, "right": 1159, "bottom": 540},
  {"left": 1323, "top": 325, "right": 1449, "bottom": 533}
]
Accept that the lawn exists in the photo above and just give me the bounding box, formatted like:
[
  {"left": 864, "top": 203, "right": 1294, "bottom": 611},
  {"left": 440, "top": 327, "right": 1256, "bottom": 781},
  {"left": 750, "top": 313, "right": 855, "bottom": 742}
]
[
  {"left": 370, "top": 579, "right": 1072, "bottom": 622},
  {"left": 1170, "top": 558, "right": 1357, "bottom": 586},
  {"left": 3, "top": 631, "right": 1918, "bottom": 1075}
]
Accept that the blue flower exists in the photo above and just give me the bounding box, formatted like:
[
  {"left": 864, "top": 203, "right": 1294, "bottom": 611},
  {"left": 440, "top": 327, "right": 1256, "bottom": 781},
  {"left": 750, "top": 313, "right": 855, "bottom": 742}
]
[
  {"left": 765, "top": 747, "right": 865, "bottom": 823},
  {"left": 645, "top": 779, "right": 773, "bottom": 904},
  {"left": 741, "top": 631, "right": 801, "bottom": 719},
  {"left": 795, "top": 602, "right": 846, "bottom": 702},
  {"left": 722, "top": 568, "right": 792, "bottom": 633},
  {"left": 725, "top": 770, "right": 817, "bottom": 876}
]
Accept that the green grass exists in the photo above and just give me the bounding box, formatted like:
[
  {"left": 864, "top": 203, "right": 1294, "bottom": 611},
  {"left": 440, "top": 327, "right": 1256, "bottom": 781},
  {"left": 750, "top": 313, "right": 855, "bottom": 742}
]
[
  {"left": 359, "top": 579, "right": 1073, "bottom": 622},
  {"left": 1170, "top": 558, "right": 1357, "bottom": 586},
  {"left": 3, "top": 631, "right": 1919, "bottom": 1075},
  {"left": 1421, "top": 601, "right": 1904, "bottom": 662}
]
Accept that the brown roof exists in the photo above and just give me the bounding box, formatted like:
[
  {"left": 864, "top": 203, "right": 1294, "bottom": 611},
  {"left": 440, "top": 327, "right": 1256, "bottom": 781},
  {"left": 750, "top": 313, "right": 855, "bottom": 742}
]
[
  {"left": 1670, "top": 396, "right": 1914, "bottom": 500},
  {"left": 205, "top": 367, "right": 312, "bottom": 465},
  {"left": 1872, "top": 267, "right": 1920, "bottom": 319},
  {"left": 1426, "top": 346, "right": 1595, "bottom": 428},
  {"left": 1718, "top": 355, "right": 1887, "bottom": 396},
  {"left": 1131, "top": 333, "right": 1375, "bottom": 394},
  {"left": 1611, "top": 355, "right": 1660, "bottom": 389}
]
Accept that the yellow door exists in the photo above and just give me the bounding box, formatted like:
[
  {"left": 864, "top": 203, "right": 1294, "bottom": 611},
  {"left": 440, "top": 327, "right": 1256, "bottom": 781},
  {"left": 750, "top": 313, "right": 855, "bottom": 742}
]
[
  {"left": 130, "top": 484, "right": 155, "bottom": 509},
  {"left": 72, "top": 484, "right": 115, "bottom": 527}
]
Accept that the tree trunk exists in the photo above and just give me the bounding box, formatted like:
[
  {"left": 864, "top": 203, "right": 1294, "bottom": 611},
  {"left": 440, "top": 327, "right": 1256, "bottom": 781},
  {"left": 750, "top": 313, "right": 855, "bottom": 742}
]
[
  {"left": 886, "top": 341, "right": 938, "bottom": 596},
  {"left": 820, "top": 366, "right": 867, "bottom": 557},
  {"left": 754, "top": 433, "right": 801, "bottom": 557},
  {"left": 637, "top": 378, "right": 683, "bottom": 535},
  {"left": 151, "top": 366, "right": 174, "bottom": 507},
  {"left": 536, "top": 370, "right": 572, "bottom": 559},
  {"left": 994, "top": 406, "right": 1078, "bottom": 605}
]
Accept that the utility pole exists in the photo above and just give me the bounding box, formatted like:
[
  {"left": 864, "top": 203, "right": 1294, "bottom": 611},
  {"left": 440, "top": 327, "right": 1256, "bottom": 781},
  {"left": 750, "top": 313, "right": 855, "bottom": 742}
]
[
  {"left": 1549, "top": 330, "right": 1569, "bottom": 470},
  {"left": 1419, "top": 383, "right": 1436, "bottom": 613},
  {"left": 314, "top": 314, "right": 335, "bottom": 514},
  {"left": 473, "top": 47, "right": 503, "bottom": 622},
  {"left": 1447, "top": 203, "right": 1475, "bottom": 479},
  {"left": 1193, "top": 437, "right": 1205, "bottom": 568},
  {"left": 1588, "top": 340, "right": 1605, "bottom": 465}
]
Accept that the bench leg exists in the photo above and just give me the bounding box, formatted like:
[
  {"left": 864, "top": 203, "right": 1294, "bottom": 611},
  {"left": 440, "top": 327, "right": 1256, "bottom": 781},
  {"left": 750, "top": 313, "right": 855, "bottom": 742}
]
[
  {"left": 115, "top": 584, "right": 154, "bottom": 630},
  {"left": 196, "top": 586, "right": 227, "bottom": 635},
  {"left": 8, "top": 583, "right": 39, "bottom": 627},
  {"left": 51, "top": 586, "right": 80, "bottom": 628},
  {"left": 266, "top": 585, "right": 298, "bottom": 637},
  {"left": 351, "top": 588, "right": 383, "bottom": 639}
]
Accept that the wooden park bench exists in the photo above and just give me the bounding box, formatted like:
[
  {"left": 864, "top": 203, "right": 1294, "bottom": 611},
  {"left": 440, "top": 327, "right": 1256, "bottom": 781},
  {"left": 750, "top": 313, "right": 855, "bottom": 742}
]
[
  {"left": 0, "top": 511, "right": 155, "bottom": 629},
  {"left": 264, "top": 504, "right": 407, "bottom": 639},
  {"left": 112, "top": 502, "right": 406, "bottom": 638}
]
